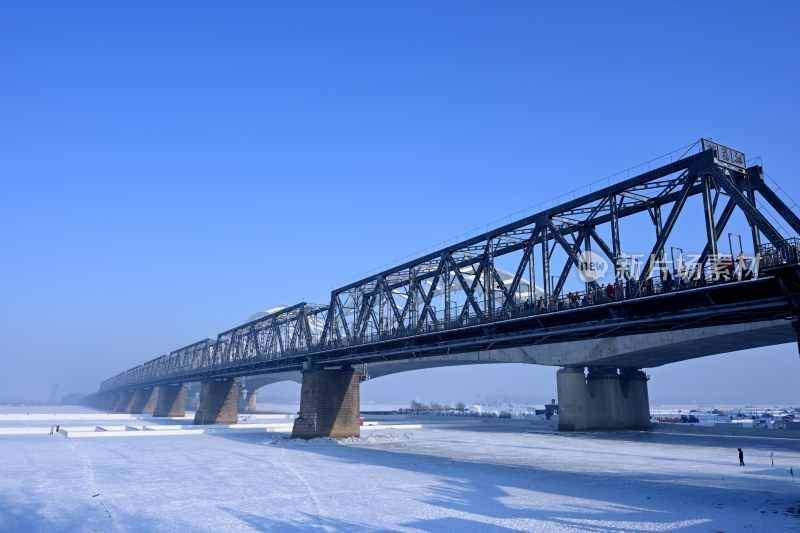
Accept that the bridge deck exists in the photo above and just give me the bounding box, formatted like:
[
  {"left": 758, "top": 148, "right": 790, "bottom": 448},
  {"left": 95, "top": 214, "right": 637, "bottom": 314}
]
[{"left": 103, "top": 268, "right": 799, "bottom": 391}]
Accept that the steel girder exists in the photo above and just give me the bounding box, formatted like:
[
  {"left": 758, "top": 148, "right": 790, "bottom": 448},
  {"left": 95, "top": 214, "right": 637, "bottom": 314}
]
[{"left": 98, "top": 139, "right": 800, "bottom": 393}]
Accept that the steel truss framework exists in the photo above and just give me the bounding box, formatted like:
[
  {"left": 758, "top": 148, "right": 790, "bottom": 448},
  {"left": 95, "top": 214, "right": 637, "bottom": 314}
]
[{"left": 99, "top": 140, "right": 800, "bottom": 393}]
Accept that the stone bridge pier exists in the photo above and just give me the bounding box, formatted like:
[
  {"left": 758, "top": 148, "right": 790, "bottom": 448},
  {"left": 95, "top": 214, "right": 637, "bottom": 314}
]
[
  {"left": 556, "top": 366, "right": 650, "bottom": 431},
  {"left": 240, "top": 390, "right": 258, "bottom": 412},
  {"left": 153, "top": 384, "right": 187, "bottom": 417},
  {"left": 292, "top": 368, "right": 361, "bottom": 439},
  {"left": 193, "top": 379, "right": 239, "bottom": 425},
  {"left": 130, "top": 387, "right": 157, "bottom": 414},
  {"left": 114, "top": 390, "right": 135, "bottom": 413}
]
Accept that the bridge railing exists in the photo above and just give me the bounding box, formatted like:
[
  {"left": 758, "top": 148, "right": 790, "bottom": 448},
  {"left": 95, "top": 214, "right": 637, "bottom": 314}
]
[
  {"left": 100, "top": 261, "right": 776, "bottom": 392},
  {"left": 759, "top": 238, "right": 800, "bottom": 269},
  {"left": 314, "top": 259, "right": 768, "bottom": 350}
]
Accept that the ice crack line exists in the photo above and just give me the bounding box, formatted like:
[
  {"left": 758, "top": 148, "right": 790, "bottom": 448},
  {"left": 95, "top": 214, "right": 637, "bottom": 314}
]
[
  {"left": 70, "top": 441, "right": 118, "bottom": 532},
  {"left": 278, "top": 449, "right": 332, "bottom": 530}
]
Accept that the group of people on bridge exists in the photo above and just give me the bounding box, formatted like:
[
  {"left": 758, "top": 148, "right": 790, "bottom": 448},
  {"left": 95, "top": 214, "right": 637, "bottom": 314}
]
[{"left": 518, "top": 252, "right": 763, "bottom": 316}]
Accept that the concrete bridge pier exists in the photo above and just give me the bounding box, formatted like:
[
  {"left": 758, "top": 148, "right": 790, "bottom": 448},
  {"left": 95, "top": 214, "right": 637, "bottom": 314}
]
[
  {"left": 619, "top": 368, "right": 651, "bottom": 428},
  {"left": 556, "top": 366, "right": 650, "bottom": 431},
  {"left": 153, "top": 385, "right": 187, "bottom": 417},
  {"left": 193, "top": 379, "right": 239, "bottom": 425},
  {"left": 240, "top": 390, "right": 258, "bottom": 412},
  {"left": 114, "top": 390, "right": 135, "bottom": 413},
  {"left": 130, "top": 387, "right": 157, "bottom": 414},
  {"left": 292, "top": 368, "right": 360, "bottom": 439}
]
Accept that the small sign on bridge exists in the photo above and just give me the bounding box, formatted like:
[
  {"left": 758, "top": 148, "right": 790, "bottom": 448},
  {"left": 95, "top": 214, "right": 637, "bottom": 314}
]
[{"left": 701, "top": 138, "right": 746, "bottom": 171}]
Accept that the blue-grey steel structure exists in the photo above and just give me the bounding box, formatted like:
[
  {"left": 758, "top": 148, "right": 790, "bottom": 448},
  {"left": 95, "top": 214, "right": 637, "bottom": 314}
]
[{"left": 95, "top": 140, "right": 800, "bottom": 395}]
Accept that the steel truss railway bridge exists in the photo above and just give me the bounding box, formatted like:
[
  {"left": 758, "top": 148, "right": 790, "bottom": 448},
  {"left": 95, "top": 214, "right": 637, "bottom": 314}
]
[{"left": 87, "top": 139, "right": 800, "bottom": 438}]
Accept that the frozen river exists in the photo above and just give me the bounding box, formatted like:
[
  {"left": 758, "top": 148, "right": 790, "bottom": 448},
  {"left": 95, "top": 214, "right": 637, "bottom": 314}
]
[{"left": 2, "top": 406, "right": 800, "bottom": 532}]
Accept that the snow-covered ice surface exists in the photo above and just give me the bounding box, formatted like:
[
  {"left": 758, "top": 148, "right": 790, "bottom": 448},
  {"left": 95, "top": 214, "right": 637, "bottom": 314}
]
[{"left": 2, "top": 407, "right": 800, "bottom": 532}]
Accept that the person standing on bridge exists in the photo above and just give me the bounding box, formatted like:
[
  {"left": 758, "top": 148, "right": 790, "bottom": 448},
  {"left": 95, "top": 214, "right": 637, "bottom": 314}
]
[
  {"left": 738, "top": 447, "right": 745, "bottom": 466},
  {"left": 662, "top": 268, "right": 672, "bottom": 292},
  {"left": 736, "top": 252, "right": 747, "bottom": 281},
  {"left": 568, "top": 292, "right": 577, "bottom": 308},
  {"left": 605, "top": 283, "right": 616, "bottom": 301},
  {"left": 676, "top": 264, "right": 687, "bottom": 288}
]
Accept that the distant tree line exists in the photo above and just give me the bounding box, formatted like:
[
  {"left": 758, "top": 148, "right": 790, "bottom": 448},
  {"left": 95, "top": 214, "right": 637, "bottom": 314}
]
[{"left": 407, "top": 399, "right": 467, "bottom": 412}]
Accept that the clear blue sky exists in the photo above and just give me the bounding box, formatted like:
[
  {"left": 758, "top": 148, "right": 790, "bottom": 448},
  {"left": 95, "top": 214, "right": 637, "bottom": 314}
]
[{"left": 1, "top": 2, "right": 799, "bottom": 405}]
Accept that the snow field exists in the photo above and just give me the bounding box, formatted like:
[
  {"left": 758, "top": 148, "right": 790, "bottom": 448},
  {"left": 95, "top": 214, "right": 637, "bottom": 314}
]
[{"left": 2, "top": 407, "right": 800, "bottom": 532}]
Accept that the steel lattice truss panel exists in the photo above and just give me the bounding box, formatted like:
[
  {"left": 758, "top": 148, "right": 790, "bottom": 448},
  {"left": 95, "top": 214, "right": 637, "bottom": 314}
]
[
  {"left": 100, "top": 304, "right": 328, "bottom": 391},
  {"left": 99, "top": 140, "right": 800, "bottom": 392}
]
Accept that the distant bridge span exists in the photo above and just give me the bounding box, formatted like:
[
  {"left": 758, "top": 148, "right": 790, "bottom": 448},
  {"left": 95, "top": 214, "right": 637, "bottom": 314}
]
[{"left": 88, "top": 140, "right": 800, "bottom": 437}]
